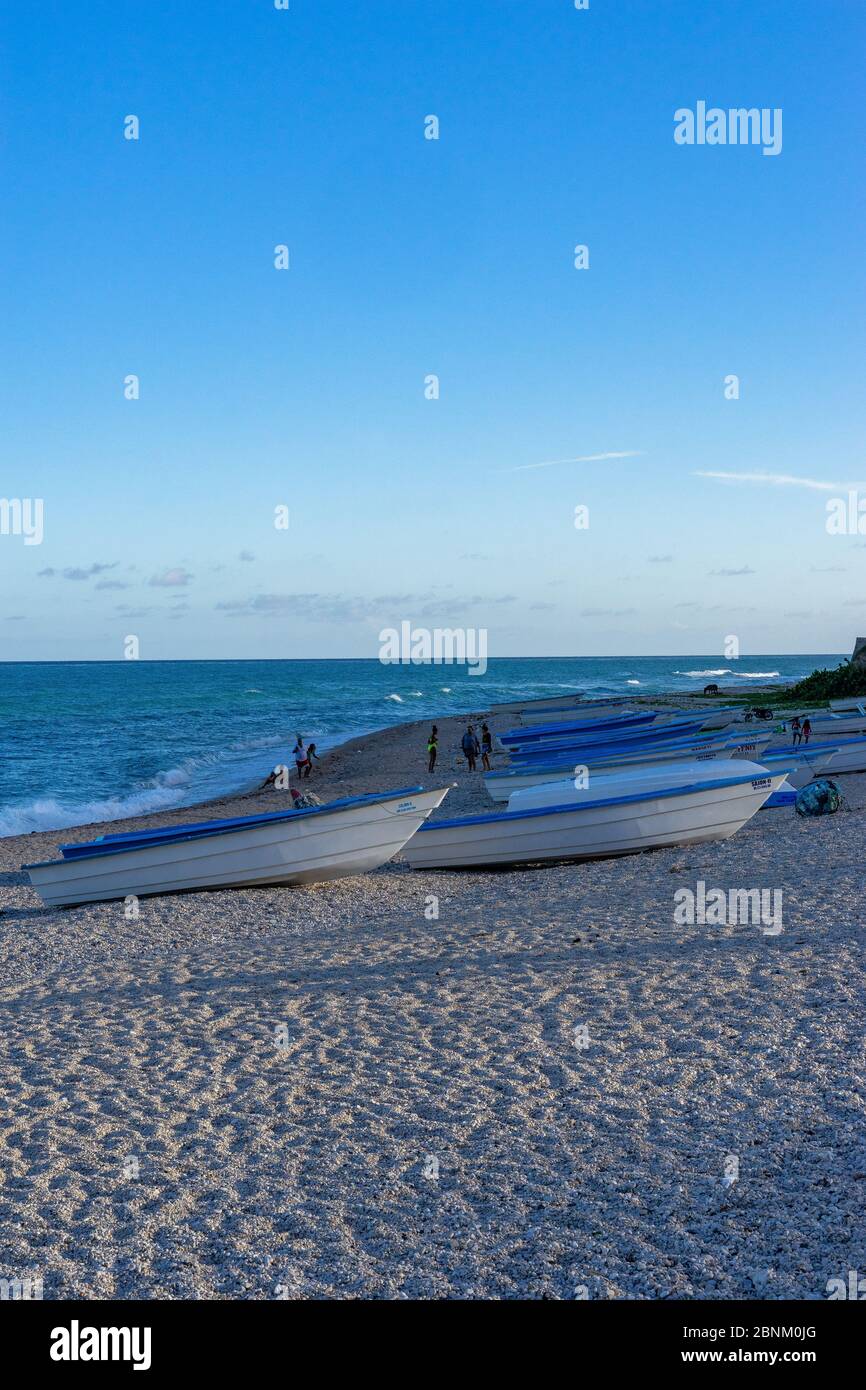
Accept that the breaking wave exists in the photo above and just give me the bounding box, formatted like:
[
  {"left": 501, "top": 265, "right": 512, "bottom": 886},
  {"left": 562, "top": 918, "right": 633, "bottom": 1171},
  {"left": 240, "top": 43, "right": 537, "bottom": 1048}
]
[
  {"left": 0, "top": 785, "right": 185, "bottom": 838},
  {"left": 675, "top": 669, "right": 732, "bottom": 678}
]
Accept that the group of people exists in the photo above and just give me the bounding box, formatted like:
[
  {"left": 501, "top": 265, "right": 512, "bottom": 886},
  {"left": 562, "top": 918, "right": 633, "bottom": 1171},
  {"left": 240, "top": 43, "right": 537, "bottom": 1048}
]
[
  {"left": 426, "top": 722, "right": 493, "bottom": 773},
  {"left": 790, "top": 716, "right": 812, "bottom": 746},
  {"left": 272, "top": 719, "right": 502, "bottom": 790}
]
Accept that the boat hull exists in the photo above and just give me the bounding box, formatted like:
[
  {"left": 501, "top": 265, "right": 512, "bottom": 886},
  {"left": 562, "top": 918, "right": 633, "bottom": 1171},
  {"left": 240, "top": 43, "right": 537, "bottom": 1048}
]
[
  {"left": 759, "top": 748, "right": 838, "bottom": 788},
  {"left": 406, "top": 774, "right": 785, "bottom": 870},
  {"left": 26, "top": 787, "right": 450, "bottom": 907}
]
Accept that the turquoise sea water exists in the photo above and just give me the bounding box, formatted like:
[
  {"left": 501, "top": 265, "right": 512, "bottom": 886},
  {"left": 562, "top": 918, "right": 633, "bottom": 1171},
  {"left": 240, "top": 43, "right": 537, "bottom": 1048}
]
[{"left": 0, "top": 655, "right": 840, "bottom": 836}]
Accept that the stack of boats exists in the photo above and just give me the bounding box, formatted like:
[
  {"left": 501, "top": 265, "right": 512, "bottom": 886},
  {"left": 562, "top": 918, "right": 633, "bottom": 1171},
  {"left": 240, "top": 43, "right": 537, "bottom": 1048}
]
[
  {"left": 764, "top": 700, "right": 866, "bottom": 773},
  {"left": 405, "top": 696, "right": 863, "bottom": 871}
]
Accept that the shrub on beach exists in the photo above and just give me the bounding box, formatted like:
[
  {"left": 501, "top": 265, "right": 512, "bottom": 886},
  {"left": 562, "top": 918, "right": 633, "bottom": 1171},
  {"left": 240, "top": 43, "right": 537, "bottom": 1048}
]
[{"left": 778, "top": 659, "right": 866, "bottom": 705}]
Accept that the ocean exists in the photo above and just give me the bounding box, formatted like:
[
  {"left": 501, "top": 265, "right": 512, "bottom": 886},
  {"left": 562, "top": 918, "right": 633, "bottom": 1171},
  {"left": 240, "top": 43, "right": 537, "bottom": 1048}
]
[{"left": 0, "top": 655, "right": 840, "bottom": 837}]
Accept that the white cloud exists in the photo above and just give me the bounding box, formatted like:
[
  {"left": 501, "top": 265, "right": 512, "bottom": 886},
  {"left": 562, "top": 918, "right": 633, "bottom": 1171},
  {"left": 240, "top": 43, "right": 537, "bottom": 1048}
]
[
  {"left": 694, "top": 470, "right": 862, "bottom": 492},
  {"left": 506, "top": 451, "right": 643, "bottom": 474}
]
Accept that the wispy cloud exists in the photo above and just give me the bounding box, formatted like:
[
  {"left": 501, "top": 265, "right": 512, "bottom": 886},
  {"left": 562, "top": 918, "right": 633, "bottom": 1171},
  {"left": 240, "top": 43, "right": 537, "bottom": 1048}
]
[
  {"left": 647, "top": 554, "right": 672, "bottom": 563},
  {"left": 709, "top": 566, "right": 755, "bottom": 576},
  {"left": 579, "top": 607, "right": 636, "bottom": 618},
  {"left": 115, "top": 604, "right": 152, "bottom": 618},
  {"left": 38, "top": 562, "right": 118, "bottom": 581},
  {"left": 217, "top": 592, "right": 517, "bottom": 623},
  {"left": 149, "top": 567, "right": 193, "bottom": 588},
  {"left": 694, "top": 471, "right": 862, "bottom": 492},
  {"left": 238, "top": 550, "right": 255, "bottom": 562},
  {"left": 505, "top": 451, "right": 643, "bottom": 474}
]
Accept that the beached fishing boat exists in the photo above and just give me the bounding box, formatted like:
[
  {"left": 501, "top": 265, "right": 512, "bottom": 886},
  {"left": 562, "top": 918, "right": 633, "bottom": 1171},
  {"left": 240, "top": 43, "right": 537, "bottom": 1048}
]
[
  {"left": 505, "top": 758, "right": 770, "bottom": 811},
  {"left": 24, "top": 786, "right": 450, "bottom": 907},
  {"left": 503, "top": 720, "right": 710, "bottom": 761},
  {"left": 404, "top": 770, "right": 786, "bottom": 870},
  {"left": 758, "top": 747, "right": 839, "bottom": 788},
  {"left": 772, "top": 735, "right": 866, "bottom": 774},
  {"left": 515, "top": 702, "right": 743, "bottom": 730},
  {"left": 769, "top": 709, "right": 866, "bottom": 741},
  {"left": 483, "top": 733, "right": 773, "bottom": 801},
  {"left": 500, "top": 712, "right": 658, "bottom": 746},
  {"left": 516, "top": 699, "right": 635, "bottom": 725},
  {"left": 502, "top": 711, "right": 705, "bottom": 745}
]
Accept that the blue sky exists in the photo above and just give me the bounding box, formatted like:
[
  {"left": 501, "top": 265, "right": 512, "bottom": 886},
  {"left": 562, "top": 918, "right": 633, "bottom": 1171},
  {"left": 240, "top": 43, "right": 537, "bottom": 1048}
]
[{"left": 1, "top": 0, "right": 864, "bottom": 661}]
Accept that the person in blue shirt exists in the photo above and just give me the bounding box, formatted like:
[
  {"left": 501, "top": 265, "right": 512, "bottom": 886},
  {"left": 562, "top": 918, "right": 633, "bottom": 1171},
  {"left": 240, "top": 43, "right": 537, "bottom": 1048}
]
[{"left": 461, "top": 725, "right": 480, "bottom": 771}]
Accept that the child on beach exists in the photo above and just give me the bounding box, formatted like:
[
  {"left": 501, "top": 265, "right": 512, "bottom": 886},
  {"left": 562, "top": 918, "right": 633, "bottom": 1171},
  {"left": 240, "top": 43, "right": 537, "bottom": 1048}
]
[
  {"left": 302, "top": 742, "right": 320, "bottom": 778},
  {"left": 480, "top": 723, "right": 493, "bottom": 771},
  {"left": 427, "top": 726, "right": 438, "bottom": 774},
  {"left": 461, "top": 725, "right": 480, "bottom": 772},
  {"left": 802, "top": 717, "right": 812, "bottom": 744}
]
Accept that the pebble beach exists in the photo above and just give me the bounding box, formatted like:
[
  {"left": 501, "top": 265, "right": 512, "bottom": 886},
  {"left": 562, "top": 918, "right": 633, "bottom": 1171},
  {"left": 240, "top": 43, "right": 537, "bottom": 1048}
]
[{"left": 1, "top": 701, "right": 864, "bottom": 1300}]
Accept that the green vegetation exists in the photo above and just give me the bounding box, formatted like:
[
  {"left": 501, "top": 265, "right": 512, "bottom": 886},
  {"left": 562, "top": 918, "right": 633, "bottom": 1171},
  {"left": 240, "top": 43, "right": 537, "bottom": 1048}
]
[
  {"left": 766, "top": 659, "right": 866, "bottom": 707},
  {"left": 687, "top": 658, "right": 866, "bottom": 710}
]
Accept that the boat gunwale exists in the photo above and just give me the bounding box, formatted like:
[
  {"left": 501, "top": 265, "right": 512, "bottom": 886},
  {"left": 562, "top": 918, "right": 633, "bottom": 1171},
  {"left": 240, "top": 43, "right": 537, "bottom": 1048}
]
[
  {"left": 483, "top": 739, "right": 767, "bottom": 783},
  {"left": 418, "top": 771, "right": 782, "bottom": 832},
  {"left": 22, "top": 785, "right": 436, "bottom": 869}
]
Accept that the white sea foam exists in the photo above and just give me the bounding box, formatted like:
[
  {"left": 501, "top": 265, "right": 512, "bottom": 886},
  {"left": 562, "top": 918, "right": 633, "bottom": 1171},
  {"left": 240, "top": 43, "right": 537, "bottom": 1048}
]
[
  {"left": 674, "top": 668, "right": 780, "bottom": 680},
  {"left": 675, "top": 669, "right": 732, "bottom": 678},
  {"left": 2, "top": 738, "right": 293, "bottom": 840},
  {"left": 0, "top": 786, "right": 184, "bottom": 839},
  {"left": 386, "top": 694, "right": 403, "bottom": 702}
]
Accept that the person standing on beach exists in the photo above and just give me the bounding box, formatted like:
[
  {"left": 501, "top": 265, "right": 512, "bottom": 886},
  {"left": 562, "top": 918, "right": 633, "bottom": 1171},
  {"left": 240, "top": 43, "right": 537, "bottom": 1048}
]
[
  {"left": 303, "top": 742, "right": 320, "bottom": 778},
  {"left": 480, "top": 722, "right": 493, "bottom": 771},
  {"left": 802, "top": 717, "right": 812, "bottom": 745},
  {"left": 293, "top": 735, "right": 308, "bottom": 778},
  {"left": 427, "top": 725, "right": 438, "bottom": 774},
  {"left": 461, "top": 724, "right": 480, "bottom": 771},
  {"left": 790, "top": 715, "right": 802, "bottom": 746}
]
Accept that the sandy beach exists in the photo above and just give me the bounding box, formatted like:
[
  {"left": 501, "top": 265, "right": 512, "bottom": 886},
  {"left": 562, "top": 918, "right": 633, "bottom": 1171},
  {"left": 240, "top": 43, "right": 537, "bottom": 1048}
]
[{"left": 1, "top": 700, "right": 864, "bottom": 1300}]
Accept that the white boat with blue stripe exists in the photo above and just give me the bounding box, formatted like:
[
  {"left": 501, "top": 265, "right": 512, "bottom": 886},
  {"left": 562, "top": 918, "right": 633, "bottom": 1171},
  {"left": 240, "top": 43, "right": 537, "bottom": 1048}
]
[
  {"left": 404, "top": 771, "right": 785, "bottom": 870},
  {"left": 766, "top": 735, "right": 866, "bottom": 774},
  {"left": 504, "top": 759, "right": 771, "bottom": 812},
  {"left": 24, "top": 785, "right": 450, "bottom": 907}
]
